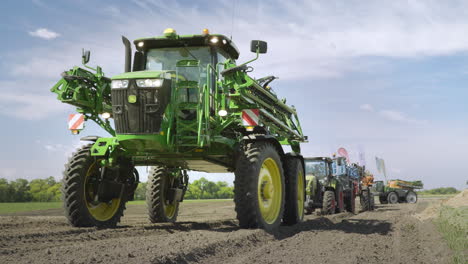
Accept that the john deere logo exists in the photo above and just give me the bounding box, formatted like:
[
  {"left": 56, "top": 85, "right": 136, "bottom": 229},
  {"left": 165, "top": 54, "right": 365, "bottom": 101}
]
[{"left": 128, "top": 95, "right": 137, "bottom": 103}]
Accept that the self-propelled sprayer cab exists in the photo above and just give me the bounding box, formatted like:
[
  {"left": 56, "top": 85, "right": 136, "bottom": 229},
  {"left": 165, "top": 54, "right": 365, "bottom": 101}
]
[{"left": 110, "top": 29, "right": 238, "bottom": 136}]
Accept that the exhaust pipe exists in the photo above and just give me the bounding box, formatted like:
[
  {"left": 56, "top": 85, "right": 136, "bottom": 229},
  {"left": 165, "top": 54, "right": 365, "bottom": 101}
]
[{"left": 122, "top": 36, "right": 132, "bottom": 72}]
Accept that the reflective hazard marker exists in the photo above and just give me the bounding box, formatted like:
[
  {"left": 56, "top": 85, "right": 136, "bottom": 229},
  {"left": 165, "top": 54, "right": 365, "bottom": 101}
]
[
  {"left": 68, "top": 114, "right": 85, "bottom": 130},
  {"left": 242, "top": 109, "right": 260, "bottom": 126}
]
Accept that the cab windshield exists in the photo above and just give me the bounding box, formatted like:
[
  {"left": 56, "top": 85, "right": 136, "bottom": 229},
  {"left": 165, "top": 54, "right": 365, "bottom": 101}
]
[
  {"left": 305, "top": 160, "right": 328, "bottom": 179},
  {"left": 145, "top": 46, "right": 212, "bottom": 71}
]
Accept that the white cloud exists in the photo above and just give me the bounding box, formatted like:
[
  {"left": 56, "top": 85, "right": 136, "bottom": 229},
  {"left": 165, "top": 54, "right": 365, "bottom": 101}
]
[
  {"left": 379, "top": 110, "right": 427, "bottom": 125},
  {"left": 39, "top": 140, "right": 86, "bottom": 157},
  {"left": 12, "top": 0, "right": 468, "bottom": 84},
  {"left": 105, "top": 6, "right": 121, "bottom": 17},
  {"left": 28, "top": 28, "right": 60, "bottom": 40},
  {"left": 360, "top": 104, "right": 374, "bottom": 112}
]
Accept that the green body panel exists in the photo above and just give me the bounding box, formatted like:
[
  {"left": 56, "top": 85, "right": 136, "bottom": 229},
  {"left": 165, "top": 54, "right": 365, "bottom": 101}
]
[
  {"left": 327, "top": 178, "right": 338, "bottom": 190},
  {"left": 51, "top": 30, "right": 305, "bottom": 172},
  {"left": 305, "top": 175, "right": 317, "bottom": 196}
]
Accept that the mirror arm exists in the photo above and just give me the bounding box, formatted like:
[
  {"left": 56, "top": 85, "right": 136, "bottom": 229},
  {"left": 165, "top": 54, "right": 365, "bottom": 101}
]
[
  {"left": 83, "top": 62, "right": 97, "bottom": 72},
  {"left": 236, "top": 48, "right": 260, "bottom": 69}
]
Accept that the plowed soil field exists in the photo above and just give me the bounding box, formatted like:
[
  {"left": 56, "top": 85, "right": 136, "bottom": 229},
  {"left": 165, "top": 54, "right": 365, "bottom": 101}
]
[{"left": 0, "top": 198, "right": 452, "bottom": 264}]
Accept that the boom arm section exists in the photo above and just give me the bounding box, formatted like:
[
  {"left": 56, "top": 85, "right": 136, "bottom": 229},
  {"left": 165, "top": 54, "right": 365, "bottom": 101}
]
[
  {"left": 220, "top": 61, "right": 305, "bottom": 150},
  {"left": 50, "top": 66, "right": 115, "bottom": 136}
]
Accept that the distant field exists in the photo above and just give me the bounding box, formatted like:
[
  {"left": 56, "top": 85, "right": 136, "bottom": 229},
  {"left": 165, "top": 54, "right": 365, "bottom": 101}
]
[
  {"left": 0, "top": 199, "right": 232, "bottom": 214},
  {"left": 0, "top": 202, "right": 62, "bottom": 214},
  {"left": 418, "top": 194, "right": 457, "bottom": 199}
]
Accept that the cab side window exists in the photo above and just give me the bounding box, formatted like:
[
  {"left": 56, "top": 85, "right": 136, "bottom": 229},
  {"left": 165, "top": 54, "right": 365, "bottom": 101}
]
[{"left": 216, "top": 51, "right": 231, "bottom": 78}]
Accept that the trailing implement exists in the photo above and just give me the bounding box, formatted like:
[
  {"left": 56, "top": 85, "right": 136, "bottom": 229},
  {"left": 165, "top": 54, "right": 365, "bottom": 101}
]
[{"left": 51, "top": 28, "right": 306, "bottom": 230}]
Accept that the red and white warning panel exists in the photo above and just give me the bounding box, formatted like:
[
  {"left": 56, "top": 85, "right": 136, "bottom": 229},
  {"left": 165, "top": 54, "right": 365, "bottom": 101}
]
[
  {"left": 68, "top": 114, "right": 85, "bottom": 130},
  {"left": 242, "top": 109, "right": 260, "bottom": 126}
]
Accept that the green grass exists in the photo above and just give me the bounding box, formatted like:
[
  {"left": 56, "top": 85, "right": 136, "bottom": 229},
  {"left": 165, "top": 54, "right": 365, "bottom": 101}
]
[
  {"left": 434, "top": 206, "right": 468, "bottom": 264},
  {"left": 0, "top": 199, "right": 232, "bottom": 214},
  {"left": 0, "top": 202, "right": 62, "bottom": 214}
]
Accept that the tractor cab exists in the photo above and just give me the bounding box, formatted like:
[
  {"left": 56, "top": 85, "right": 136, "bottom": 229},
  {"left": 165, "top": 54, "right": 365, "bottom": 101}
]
[
  {"left": 305, "top": 157, "right": 333, "bottom": 183},
  {"left": 332, "top": 156, "right": 355, "bottom": 192},
  {"left": 304, "top": 157, "right": 333, "bottom": 206},
  {"left": 331, "top": 156, "right": 347, "bottom": 177},
  {"left": 105, "top": 29, "right": 245, "bottom": 155},
  {"left": 372, "top": 180, "right": 385, "bottom": 193}
]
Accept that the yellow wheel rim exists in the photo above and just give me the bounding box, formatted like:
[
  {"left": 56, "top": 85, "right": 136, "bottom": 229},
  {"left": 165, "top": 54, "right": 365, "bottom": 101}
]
[
  {"left": 84, "top": 161, "right": 121, "bottom": 222},
  {"left": 257, "top": 158, "right": 282, "bottom": 224},
  {"left": 297, "top": 168, "right": 305, "bottom": 219},
  {"left": 163, "top": 176, "right": 177, "bottom": 219}
]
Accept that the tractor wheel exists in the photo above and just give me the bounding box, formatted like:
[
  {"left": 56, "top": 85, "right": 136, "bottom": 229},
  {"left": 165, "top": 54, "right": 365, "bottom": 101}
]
[
  {"left": 234, "top": 142, "right": 285, "bottom": 232},
  {"left": 360, "top": 189, "right": 372, "bottom": 211},
  {"left": 405, "top": 191, "right": 418, "bottom": 204},
  {"left": 283, "top": 157, "right": 305, "bottom": 225},
  {"left": 335, "top": 184, "right": 345, "bottom": 213},
  {"left": 344, "top": 189, "right": 356, "bottom": 214},
  {"left": 62, "top": 144, "right": 127, "bottom": 228},
  {"left": 147, "top": 166, "right": 179, "bottom": 223},
  {"left": 387, "top": 192, "right": 399, "bottom": 204},
  {"left": 379, "top": 196, "right": 388, "bottom": 204},
  {"left": 322, "top": 190, "right": 336, "bottom": 215}
]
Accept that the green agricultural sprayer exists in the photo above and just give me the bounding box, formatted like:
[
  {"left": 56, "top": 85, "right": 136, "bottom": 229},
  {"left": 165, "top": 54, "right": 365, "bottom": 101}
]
[
  {"left": 374, "top": 179, "right": 423, "bottom": 204},
  {"left": 51, "top": 28, "right": 306, "bottom": 231}
]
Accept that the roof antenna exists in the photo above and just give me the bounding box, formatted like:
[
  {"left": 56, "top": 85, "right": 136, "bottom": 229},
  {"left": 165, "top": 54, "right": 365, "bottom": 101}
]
[{"left": 230, "top": 0, "right": 237, "bottom": 40}]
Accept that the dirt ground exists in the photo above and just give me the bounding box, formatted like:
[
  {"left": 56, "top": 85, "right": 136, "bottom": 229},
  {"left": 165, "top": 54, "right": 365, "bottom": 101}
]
[{"left": 0, "top": 198, "right": 453, "bottom": 264}]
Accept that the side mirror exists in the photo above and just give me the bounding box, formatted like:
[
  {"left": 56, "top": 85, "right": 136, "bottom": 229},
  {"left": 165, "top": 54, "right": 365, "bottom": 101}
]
[
  {"left": 250, "top": 40, "right": 267, "bottom": 54},
  {"left": 82, "top": 49, "right": 91, "bottom": 65}
]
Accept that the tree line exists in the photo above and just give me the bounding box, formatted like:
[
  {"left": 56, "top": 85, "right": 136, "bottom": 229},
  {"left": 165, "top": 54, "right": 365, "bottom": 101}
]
[
  {"left": 417, "top": 187, "right": 460, "bottom": 195},
  {"left": 0, "top": 177, "right": 233, "bottom": 203},
  {"left": 0, "top": 177, "right": 61, "bottom": 202},
  {"left": 135, "top": 177, "right": 234, "bottom": 200},
  {"left": 1, "top": 176, "right": 462, "bottom": 202}
]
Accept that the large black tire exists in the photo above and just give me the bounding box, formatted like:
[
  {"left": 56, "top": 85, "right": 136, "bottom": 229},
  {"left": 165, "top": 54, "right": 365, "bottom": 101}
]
[
  {"left": 62, "top": 144, "right": 127, "bottom": 228},
  {"left": 322, "top": 190, "right": 336, "bottom": 215},
  {"left": 344, "top": 189, "right": 356, "bottom": 214},
  {"left": 379, "top": 196, "right": 388, "bottom": 204},
  {"left": 234, "top": 142, "right": 285, "bottom": 231},
  {"left": 335, "top": 184, "right": 345, "bottom": 213},
  {"left": 283, "top": 157, "right": 305, "bottom": 225},
  {"left": 360, "top": 189, "right": 372, "bottom": 211},
  {"left": 147, "top": 166, "right": 180, "bottom": 223},
  {"left": 406, "top": 191, "right": 418, "bottom": 204},
  {"left": 387, "top": 192, "right": 399, "bottom": 204}
]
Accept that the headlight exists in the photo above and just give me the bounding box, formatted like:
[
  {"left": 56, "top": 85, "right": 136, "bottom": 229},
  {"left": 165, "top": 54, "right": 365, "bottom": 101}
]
[
  {"left": 101, "top": 112, "right": 111, "bottom": 119},
  {"left": 218, "top": 109, "right": 227, "bottom": 116},
  {"left": 136, "top": 79, "right": 163, "bottom": 88},
  {"left": 111, "top": 80, "right": 129, "bottom": 89},
  {"left": 209, "top": 37, "right": 219, "bottom": 44}
]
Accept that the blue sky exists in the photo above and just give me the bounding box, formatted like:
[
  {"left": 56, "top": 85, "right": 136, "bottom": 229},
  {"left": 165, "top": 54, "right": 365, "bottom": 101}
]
[{"left": 0, "top": 0, "right": 467, "bottom": 189}]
